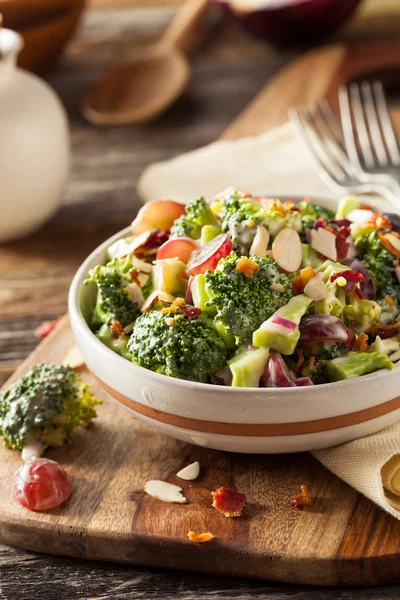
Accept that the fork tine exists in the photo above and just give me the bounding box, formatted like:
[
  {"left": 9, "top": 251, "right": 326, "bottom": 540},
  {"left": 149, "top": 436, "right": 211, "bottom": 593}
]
[
  {"left": 317, "top": 99, "right": 345, "bottom": 148},
  {"left": 339, "top": 85, "right": 364, "bottom": 169},
  {"left": 311, "top": 102, "right": 355, "bottom": 176},
  {"left": 289, "top": 107, "right": 346, "bottom": 191},
  {"left": 349, "top": 83, "right": 375, "bottom": 168},
  {"left": 361, "top": 81, "right": 388, "bottom": 166},
  {"left": 373, "top": 81, "right": 400, "bottom": 165}
]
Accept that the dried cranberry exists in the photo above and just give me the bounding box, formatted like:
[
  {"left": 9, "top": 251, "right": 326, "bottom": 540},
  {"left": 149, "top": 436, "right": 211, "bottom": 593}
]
[
  {"left": 330, "top": 270, "right": 365, "bottom": 294},
  {"left": 182, "top": 306, "right": 202, "bottom": 320}
]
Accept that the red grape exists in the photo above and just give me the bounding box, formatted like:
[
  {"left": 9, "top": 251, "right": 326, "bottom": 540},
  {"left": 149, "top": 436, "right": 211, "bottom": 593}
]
[
  {"left": 186, "top": 234, "right": 233, "bottom": 276},
  {"left": 263, "top": 352, "right": 294, "bottom": 388},
  {"left": 13, "top": 457, "right": 72, "bottom": 511},
  {"left": 299, "top": 314, "right": 353, "bottom": 346}
]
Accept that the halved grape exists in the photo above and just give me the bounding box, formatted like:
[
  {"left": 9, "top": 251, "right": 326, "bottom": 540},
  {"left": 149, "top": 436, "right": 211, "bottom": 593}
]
[
  {"left": 186, "top": 234, "right": 233, "bottom": 276},
  {"left": 299, "top": 314, "right": 353, "bottom": 345},
  {"left": 263, "top": 352, "right": 294, "bottom": 388},
  {"left": 13, "top": 457, "right": 72, "bottom": 512}
]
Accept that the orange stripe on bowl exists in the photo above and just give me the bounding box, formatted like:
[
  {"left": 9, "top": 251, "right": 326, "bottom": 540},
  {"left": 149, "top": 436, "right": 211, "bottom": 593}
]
[{"left": 94, "top": 376, "right": 400, "bottom": 437}]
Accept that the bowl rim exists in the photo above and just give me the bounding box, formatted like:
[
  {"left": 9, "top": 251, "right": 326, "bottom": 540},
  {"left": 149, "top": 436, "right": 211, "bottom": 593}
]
[{"left": 68, "top": 193, "right": 400, "bottom": 395}]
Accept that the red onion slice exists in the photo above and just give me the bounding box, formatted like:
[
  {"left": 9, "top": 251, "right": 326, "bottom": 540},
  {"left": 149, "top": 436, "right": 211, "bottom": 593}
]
[{"left": 271, "top": 315, "right": 297, "bottom": 331}]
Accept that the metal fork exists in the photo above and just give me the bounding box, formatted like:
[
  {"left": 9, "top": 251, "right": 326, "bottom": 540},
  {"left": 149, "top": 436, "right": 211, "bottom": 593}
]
[
  {"left": 288, "top": 101, "right": 400, "bottom": 211},
  {"left": 339, "top": 81, "right": 400, "bottom": 190}
]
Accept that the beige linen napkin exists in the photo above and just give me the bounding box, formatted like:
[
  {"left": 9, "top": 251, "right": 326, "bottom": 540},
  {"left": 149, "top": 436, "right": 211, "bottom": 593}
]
[{"left": 138, "top": 121, "right": 400, "bottom": 518}]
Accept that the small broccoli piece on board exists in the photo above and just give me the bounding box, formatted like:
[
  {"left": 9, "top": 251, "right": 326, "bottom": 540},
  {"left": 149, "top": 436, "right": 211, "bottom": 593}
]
[
  {"left": 205, "top": 253, "right": 292, "bottom": 346},
  {"left": 0, "top": 364, "right": 101, "bottom": 451},
  {"left": 170, "top": 197, "right": 219, "bottom": 240},
  {"left": 127, "top": 304, "right": 228, "bottom": 382},
  {"left": 86, "top": 256, "right": 141, "bottom": 329}
]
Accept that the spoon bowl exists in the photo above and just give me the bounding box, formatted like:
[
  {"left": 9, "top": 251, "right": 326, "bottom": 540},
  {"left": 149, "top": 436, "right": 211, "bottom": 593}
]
[
  {"left": 82, "top": 0, "right": 209, "bottom": 126},
  {"left": 82, "top": 46, "right": 190, "bottom": 126}
]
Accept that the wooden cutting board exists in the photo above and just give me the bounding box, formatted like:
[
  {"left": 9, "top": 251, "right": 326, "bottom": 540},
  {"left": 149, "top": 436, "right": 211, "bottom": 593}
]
[{"left": 2, "top": 41, "right": 400, "bottom": 587}]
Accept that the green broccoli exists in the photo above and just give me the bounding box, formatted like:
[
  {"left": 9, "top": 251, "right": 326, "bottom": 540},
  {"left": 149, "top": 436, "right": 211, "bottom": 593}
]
[
  {"left": 127, "top": 306, "right": 228, "bottom": 382},
  {"left": 170, "top": 197, "right": 219, "bottom": 240},
  {"left": 220, "top": 191, "right": 301, "bottom": 246},
  {"left": 343, "top": 291, "right": 381, "bottom": 333},
  {"left": 205, "top": 253, "right": 292, "bottom": 346},
  {"left": 325, "top": 351, "right": 393, "bottom": 381},
  {"left": 355, "top": 230, "right": 400, "bottom": 314},
  {"left": 0, "top": 363, "right": 101, "bottom": 451},
  {"left": 86, "top": 255, "right": 141, "bottom": 329},
  {"left": 297, "top": 199, "right": 335, "bottom": 232}
]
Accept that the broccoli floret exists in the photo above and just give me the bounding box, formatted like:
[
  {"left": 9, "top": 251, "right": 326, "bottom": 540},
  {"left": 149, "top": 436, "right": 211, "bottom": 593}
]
[
  {"left": 86, "top": 256, "right": 141, "bottom": 329},
  {"left": 355, "top": 230, "right": 400, "bottom": 313},
  {"left": 220, "top": 192, "right": 301, "bottom": 249},
  {"left": 297, "top": 199, "right": 335, "bottom": 232},
  {"left": 170, "top": 197, "right": 219, "bottom": 240},
  {"left": 205, "top": 253, "right": 292, "bottom": 346},
  {"left": 127, "top": 306, "right": 228, "bottom": 382},
  {"left": 0, "top": 364, "right": 101, "bottom": 451},
  {"left": 343, "top": 290, "right": 381, "bottom": 333}
]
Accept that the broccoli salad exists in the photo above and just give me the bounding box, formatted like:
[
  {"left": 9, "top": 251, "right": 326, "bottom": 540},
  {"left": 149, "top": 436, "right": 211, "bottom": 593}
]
[{"left": 85, "top": 189, "right": 400, "bottom": 387}]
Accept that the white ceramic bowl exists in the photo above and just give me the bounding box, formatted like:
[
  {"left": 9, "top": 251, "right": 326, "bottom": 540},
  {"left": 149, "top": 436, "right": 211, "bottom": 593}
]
[{"left": 68, "top": 196, "right": 400, "bottom": 453}]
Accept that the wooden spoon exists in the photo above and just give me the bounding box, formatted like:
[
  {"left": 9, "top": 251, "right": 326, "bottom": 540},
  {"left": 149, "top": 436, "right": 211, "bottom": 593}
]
[{"left": 82, "top": 0, "right": 210, "bottom": 126}]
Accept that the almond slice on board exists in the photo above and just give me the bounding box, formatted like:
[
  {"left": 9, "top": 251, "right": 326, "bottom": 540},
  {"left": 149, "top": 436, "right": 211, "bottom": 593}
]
[
  {"left": 144, "top": 480, "right": 187, "bottom": 503},
  {"left": 62, "top": 345, "right": 85, "bottom": 369},
  {"left": 272, "top": 227, "right": 302, "bottom": 272},
  {"left": 176, "top": 461, "right": 200, "bottom": 481}
]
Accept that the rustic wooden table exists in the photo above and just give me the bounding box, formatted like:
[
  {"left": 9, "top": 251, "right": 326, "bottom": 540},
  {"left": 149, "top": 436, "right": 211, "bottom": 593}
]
[{"left": 2, "top": 2, "right": 400, "bottom": 598}]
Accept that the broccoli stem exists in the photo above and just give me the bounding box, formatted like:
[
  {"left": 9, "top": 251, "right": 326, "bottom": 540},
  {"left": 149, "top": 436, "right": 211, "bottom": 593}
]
[
  {"left": 253, "top": 294, "right": 312, "bottom": 355},
  {"left": 326, "top": 351, "right": 393, "bottom": 381},
  {"left": 228, "top": 347, "right": 269, "bottom": 387}
]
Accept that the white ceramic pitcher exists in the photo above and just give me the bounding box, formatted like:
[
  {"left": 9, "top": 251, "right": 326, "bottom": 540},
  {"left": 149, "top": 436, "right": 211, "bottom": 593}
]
[{"left": 0, "top": 29, "right": 70, "bottom": 242}]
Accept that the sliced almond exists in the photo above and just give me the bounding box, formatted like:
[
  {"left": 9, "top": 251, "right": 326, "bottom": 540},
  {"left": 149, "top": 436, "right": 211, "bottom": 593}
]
[
  {"left": 249, "top": 225, "right": 270, "bottom": 257},
  {"left": 62, "top": 345, "right": 85, "bottom": 369},
  {"left": 385, "top": 233, "right": 400, "bottom": 252},
  {"left": 137, "top": 272, "right": 150, "bottom": 288},
  {"left": 304, "top": 273, "right": 329, "bottom": 301},
  {"left": 127, "top": 282, "right": 145, "bottom": 307},
  {"left": 141, "top": 290, "right": 175, "bottom": 313},
  {"left": 131, "top": 255, "right": 152, "bottom": 273},
  {"left": 176, "top": 461, "right": 200, "bottom": 481},
  {"left": 123, "top": 322, "right": 135, "bottom": 335},
  {"left": 272, "top": 227, "right": 302, "bottom": 272},
  {"left": 310, "top": 228, "right": 337, "bottom": 261},
  {"left": 270, "top": 282, "right": 286, "bottom": 293},
  {"left": 144, "top": 480, "right": 187, "bottom": 503}
]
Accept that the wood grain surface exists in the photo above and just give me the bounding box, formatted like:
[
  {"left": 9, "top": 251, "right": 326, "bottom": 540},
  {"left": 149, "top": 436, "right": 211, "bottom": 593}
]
[
  {"left": 3, "top": 33, "right": 400, "bottom": 589},
  {"left": 3, "top": 3, "right": 400, "bottom": 599}
]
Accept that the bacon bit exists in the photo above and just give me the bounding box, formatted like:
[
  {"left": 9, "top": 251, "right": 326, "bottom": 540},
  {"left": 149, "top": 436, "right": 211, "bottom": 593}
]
[
  {"left": 370, "top": 213, "right": 392, "bottom": 230},
  {"left": 110, "top": 320, "right": 124, "bottom": 338},
  {"left": 291, "top": 484, "right": 312, "bottom": 509},
  {"left": 295, "top": 350, "right": 305, "bottom": 376},
  {"left": 182, "top": 306, "right": 202, "bottom": 319},
  {"left": 34, "top": 320, "right": 58, "bottom": 339},
  {"left": 187, "top": 531, "right": 214, "bottom": 543},
  {"left": 379, "top": 231, "right": 400, "bottom": 258},
  {"left": 291, "top": 268, "right": 314, "bottom": 296},
  {"left": 308, "top": 356, "right": 316, "bottom": 370},
  {"left": 236, "top": 256, "right": 260, "bottom": 278},
  {"left": 212, "top": 487, "right": 246, "bottom": 518},
  {"left": 330, "top": 270, "right": 365, "bottom": 294},
  {"left": 386, "top": 295, "right": 395, "bottom": 307},
  {"left": 355, "top": 332, "right": 369, "bottom": 353},
  {"left": 368, "top": 319, "right": 400, "bottom": 339},
  {"left": 161, "top": 297, "right": 186, "bottom": 314},
  {"left": 128, "top": 269, "right": 141, "bottom": 285}
]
